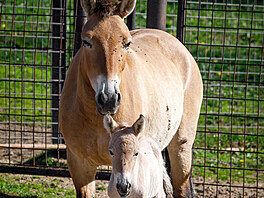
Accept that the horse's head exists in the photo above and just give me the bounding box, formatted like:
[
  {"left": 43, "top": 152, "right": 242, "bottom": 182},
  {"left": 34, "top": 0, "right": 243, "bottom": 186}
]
[
  {"left": 104, "top": 114, "right": 145, "bottom": 197},
  {"left": 80, "top": 0, "right": 136, "bottom": 115}
]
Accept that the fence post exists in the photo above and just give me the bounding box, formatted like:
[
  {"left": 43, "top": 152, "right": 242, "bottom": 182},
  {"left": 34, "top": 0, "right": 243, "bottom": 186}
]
[
  {"left": 74, "top": 0, "right": 86, "bottom": 55},
  {"left": 177, "top": 0, "right": 186, "bottom": 43},
  {"left": 52, "top": 0, "right": 66, "bottom": 143},
  {"left": 146, "top": 0, "right": 167, "bottom": 31},
  {"left": 127, "top": 8, "right": 136, "bottom": 30}
]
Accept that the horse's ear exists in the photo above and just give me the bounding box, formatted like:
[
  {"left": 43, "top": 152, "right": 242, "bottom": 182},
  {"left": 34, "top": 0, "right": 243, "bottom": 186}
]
[
  {"left": 118, "top": 0, "right": 136, "bottom": 19},
  {"left": 81, "top": 0, "right": 96, "bottom": 16},
  {"left": 103, "top": 114, "right": 118, "bottom": 136},
  {"left": 132, "top": 114, "right": 145, "bottom": 136}
]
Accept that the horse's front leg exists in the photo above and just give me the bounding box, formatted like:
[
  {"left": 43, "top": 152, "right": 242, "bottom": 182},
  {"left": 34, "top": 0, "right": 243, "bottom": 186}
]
[{"left": 67, "top": 147, "right": 97, "bottom": 198}]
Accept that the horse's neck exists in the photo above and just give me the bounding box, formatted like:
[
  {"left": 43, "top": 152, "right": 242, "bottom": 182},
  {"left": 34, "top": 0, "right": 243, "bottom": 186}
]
[{"left": 75, "top": 62, "right": 96, "bottom": 115}]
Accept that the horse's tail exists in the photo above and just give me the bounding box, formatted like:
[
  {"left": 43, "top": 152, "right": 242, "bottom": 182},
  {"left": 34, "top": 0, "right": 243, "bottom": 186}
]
[{"left": 163, "top": 166, "right": 173, "bottom": 198}]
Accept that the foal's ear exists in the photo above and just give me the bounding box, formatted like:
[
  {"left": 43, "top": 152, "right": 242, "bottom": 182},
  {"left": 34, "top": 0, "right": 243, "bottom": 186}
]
[
  {"left": 81, "top": 0, "right": 96, "bottom": 16},
  {"left": 103, "top": 114, "right": 118, "bottom": 136},
  {"left": 132, "top": 114, "right": 145, "bottom": 136},
  {"left": 118, "top": 0, "right": 136, "bottom": 18}
]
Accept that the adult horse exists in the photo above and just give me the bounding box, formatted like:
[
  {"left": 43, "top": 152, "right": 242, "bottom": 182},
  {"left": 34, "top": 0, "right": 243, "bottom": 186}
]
[{"left": 59, "top": 0, "right": 203, "bottom": 197}]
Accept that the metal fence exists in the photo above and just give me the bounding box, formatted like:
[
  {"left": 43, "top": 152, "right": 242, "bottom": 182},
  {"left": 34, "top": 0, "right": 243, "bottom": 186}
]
[
  {"left": 0, "top": 0, "right": 263, "bottom": 197},
  {"left": 184, "top": 1, "right": 264, "bottom": 197},
  {"left": 0, "top": 0, "right": 72, "bottom": 176}
]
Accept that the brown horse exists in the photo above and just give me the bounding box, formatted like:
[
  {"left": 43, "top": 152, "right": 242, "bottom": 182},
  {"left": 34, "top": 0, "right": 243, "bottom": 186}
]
[
  {"left": 59, "top": 0, "right": 203, "bottom": 197},
  {"left": 104, "top": 114, "right": 173, "bottom": 198}
]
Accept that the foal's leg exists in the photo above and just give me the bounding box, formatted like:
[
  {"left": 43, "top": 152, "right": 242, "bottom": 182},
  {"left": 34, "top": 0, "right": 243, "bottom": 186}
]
[
  {"left": 67, "top": 148, "right": 97, "bottom": 198},
  {"left": 168, "top": 71, "right": 203, "bottom": 198}
]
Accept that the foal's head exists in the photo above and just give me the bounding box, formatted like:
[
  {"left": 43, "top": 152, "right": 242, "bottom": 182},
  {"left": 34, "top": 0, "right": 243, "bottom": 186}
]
[
  {"left": 104, "top": 114, "right": 146, "bottom": 197},
  {"left": 80, "top": 0, "right": 136, "bottom": 115}
]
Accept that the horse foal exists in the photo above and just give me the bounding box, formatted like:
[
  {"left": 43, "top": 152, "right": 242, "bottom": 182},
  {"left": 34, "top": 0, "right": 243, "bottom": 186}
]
[{"left": 104, "top": 114, "right": 173, "bottom": 198}]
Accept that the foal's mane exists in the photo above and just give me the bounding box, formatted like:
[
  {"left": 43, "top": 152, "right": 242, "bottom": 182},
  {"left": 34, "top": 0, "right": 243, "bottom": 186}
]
[{"left": 94, "top": 0, "right": 120, "bottom": 16}]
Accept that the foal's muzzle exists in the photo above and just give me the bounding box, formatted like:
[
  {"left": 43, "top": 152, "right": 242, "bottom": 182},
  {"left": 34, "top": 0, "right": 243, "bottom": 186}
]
[
  {"left": 95, "top": 91, "right": 121, "bottom": 115},
  {"left": 116, "top": 180, "right": 131, "bottom": 197}
]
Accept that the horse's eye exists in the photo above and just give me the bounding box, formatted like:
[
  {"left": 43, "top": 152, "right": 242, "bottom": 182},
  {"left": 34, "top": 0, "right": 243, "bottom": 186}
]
[
  {"left": 123, "top": 41, "right": 131, "bottom": 50},
  {"left": 134, "top": 152, "right": 139, "bottom": 157},
  {"left": 109, "top": 150, "right": 114, "bottom": 157},
  {"left": 82, "top": 40, "right": 92, "bottom": 48}
]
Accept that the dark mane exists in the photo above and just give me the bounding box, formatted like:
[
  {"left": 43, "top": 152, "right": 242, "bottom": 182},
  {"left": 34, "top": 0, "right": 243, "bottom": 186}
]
[{"left": 94, "top": 0, "right": 120, "bottom": 16}]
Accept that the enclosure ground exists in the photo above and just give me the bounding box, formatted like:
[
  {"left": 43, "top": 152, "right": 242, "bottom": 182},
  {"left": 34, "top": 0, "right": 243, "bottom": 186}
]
[{"left": 0, "top": 173, "right": 263, "bottom": 198}]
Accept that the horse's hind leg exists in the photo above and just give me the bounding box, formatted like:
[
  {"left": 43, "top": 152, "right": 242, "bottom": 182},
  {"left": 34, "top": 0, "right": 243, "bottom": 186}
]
[
  {"left": 67, "top": 148, "right": 97, "bottom": 198},
  {"left": 167, "top": 122, "right": 196, "bottom": 198},
  {"left": 167, "top": 72, "right": 202, "bottom": 198}
]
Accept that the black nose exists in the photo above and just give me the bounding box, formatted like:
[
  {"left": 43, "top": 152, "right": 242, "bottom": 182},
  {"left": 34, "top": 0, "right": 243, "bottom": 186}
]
[
  {"left": 96, "top": 91, "right": 121, "bottom": 114},
  {"left": 116, "top": 182, "right": 131, "bottom": 197},
  {"left": 97, "top": 92, "right": 108, "bottom": 105}
]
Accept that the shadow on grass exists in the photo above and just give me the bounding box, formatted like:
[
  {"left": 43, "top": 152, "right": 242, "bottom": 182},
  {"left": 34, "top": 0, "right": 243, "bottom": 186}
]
[{"left": 0, "top": 193, "right": 37, "bottom": 198}]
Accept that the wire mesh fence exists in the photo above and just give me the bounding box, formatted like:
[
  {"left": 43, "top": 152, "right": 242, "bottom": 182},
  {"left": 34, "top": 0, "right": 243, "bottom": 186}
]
[
  {"left": 0, "top": 0, "right": 74, "bottom": 171},
  {"left": 184, "top": 1, "right": 264, "bottom": 197},
  {"left": 0, "top": 0, "right": 263, "bottom": 197}
]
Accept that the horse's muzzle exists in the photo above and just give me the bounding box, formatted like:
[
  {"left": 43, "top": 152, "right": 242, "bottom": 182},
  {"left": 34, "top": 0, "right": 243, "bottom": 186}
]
[
  {"left": 95, "top": 91, "right": 121, "bottom": 115},
  {"left": 116, "top": 181, "right": 131, "bottom": 197}
]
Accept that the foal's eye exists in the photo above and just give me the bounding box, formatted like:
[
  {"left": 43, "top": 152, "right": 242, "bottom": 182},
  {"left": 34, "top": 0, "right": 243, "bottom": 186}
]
[
  {"left": 82, "top": 40, "right": 92, "bottom": 48},
  {"left": 123, "top": 41, "right": 131, "bottom": 50},
  {"left": 134, "top": 152, "right": 139, "bottom": 157},
  {"left": 109, "top": 150, "right": 114, "bottom": 157}
]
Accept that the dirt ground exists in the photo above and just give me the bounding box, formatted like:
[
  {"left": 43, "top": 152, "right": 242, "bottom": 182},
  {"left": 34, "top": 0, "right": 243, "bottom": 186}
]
[
  {"left": 1, "top": 125, "right": 263, "bottom": 197},
  {"left": 1, "top": 173, "right": 263, "bottom": 198}
]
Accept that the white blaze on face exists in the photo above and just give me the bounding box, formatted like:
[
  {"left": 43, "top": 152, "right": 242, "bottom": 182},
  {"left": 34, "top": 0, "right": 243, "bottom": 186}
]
[{"left": 93, "top": 75, "right": 120, "bottom": 99}]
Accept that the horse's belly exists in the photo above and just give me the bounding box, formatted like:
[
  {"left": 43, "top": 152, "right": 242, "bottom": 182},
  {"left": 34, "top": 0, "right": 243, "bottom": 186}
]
[
  {"left": 143, "top": 86, "right": 184, "bottom": 150},
  {"left": 141, "top": 79, "right": 184, "bottom": 149}
]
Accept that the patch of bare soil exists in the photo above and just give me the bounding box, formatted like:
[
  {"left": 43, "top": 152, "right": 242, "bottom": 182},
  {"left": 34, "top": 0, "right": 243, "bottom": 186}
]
[
  {"left": 194, "top": 177, "right": 264, "bottom": 198},
  {"left": 0, "top": 124, "right": 66, "bottom": 167},
  {"left": 0, "top": 124, "right": 55, "bottom": 165}
]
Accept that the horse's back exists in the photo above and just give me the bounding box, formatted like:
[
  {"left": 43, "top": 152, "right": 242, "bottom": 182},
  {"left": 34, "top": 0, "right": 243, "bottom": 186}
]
[{"left": 130, "top": 28, "right": 202, "bottom": 92}]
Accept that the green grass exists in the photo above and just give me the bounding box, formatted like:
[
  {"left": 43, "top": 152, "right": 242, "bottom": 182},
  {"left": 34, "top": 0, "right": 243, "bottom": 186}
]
[
  {"left": 0, "top": 174, "right": 75, "bottom": 198},
  {"left": 96, "top": 186, "right": 107, "bottom": 191}
]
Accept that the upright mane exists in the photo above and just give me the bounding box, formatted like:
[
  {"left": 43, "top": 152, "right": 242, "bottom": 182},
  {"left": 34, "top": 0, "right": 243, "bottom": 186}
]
[
  {"left": 95, "top": 0, "right": 120, "bottom": 16},
  {"left": 81, "top": 0, "right": 135, "bottom": 18}
]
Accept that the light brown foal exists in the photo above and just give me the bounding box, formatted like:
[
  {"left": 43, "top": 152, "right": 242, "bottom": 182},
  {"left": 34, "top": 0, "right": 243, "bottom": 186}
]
[{"left": 104, "top": 114, "right": 173, "bottom": 198}]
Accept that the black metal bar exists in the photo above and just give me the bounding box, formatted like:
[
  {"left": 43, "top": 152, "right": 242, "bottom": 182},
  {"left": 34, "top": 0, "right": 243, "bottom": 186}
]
[
  {"left": 177, "top": 0, "right": 186, "bottom": 42},
  {"left": 0, "top": 165, "right": 70, "bottom": 177},
  {"left": 95, "top": 171, "right": 111, "bottom": 181},
  {"left": 51, "top": 0, "right": 60, "bottom": 144},
  {"left": 73, "top": 0, "right": 86, "bottom": 56},
  {"left": 61, "top": 0, "right": 67, "bottom": 94},
  {"left": 146, "top": 0, "right": 167, "bottom": 31},
  {"left": 127, "top": 8, "right": 136, "bottom": 30},
  {"left": 0, "top": 165, "right": 111, "bottom": 180},
  {"left": 52, "top": 0, "right": 66, "bottom": 144}
]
